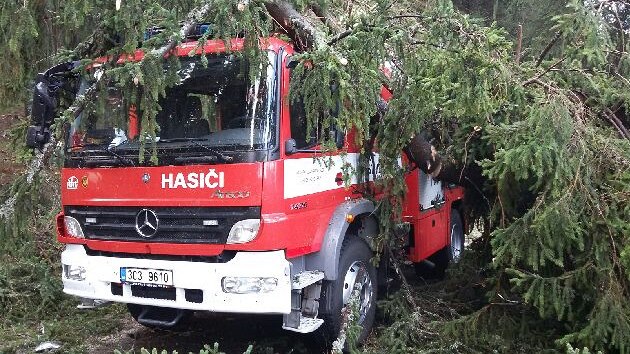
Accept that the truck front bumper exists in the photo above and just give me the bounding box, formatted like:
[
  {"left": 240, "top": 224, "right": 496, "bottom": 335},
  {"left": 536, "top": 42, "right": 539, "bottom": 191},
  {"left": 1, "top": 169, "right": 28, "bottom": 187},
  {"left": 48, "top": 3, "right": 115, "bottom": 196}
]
[{"left": 61, "top": 244, "right": 292, "bottom": 314}]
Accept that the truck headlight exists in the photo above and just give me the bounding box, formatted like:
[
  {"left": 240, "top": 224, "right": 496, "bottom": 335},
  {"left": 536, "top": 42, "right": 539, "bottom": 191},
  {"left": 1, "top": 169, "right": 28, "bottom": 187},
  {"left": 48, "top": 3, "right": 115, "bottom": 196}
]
[
  {"left": 227, "top": 219, "right": 260, "bottom": 244},
  {"left": 221, "top": 277, "right": 278, "bottom": 294},
  {"left": 64, "top": 216, "right": 85, "bottom": 238},
  {"left": 63, "top": 264, "right": 86, "bottom": 281}
]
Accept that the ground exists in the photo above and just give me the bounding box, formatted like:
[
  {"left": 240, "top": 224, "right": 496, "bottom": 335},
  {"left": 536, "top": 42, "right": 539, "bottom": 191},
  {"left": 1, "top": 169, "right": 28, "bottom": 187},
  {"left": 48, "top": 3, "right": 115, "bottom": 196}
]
[
  {"left": 0, "top": 112, "right": 24, "bottom": 186},
  {"left": 87, "top": 309, "right": 327, "bottom": 354}
]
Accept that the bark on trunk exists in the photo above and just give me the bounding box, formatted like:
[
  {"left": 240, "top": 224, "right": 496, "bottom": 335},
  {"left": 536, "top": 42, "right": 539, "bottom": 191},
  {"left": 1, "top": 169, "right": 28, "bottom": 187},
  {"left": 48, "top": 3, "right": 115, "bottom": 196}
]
[
  {"left": 404, "top": 133, "right": 463, "bottom": 184},
  {"left": 264, "top": 1, "right": 326, "bottom": 50}
]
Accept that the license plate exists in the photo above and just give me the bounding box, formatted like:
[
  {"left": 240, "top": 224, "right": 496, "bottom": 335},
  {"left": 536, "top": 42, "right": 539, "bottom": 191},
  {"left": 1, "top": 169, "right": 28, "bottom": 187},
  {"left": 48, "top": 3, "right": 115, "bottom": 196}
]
[{"left": 120, "top": 267, "right": 173, "bottom": 287}]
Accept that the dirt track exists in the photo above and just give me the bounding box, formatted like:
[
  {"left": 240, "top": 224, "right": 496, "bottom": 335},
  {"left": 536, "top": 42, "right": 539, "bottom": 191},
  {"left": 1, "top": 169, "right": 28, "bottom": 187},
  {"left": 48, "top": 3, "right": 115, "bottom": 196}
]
[{"left": 90, "top": 309, "right": 329, "bottom": 354}]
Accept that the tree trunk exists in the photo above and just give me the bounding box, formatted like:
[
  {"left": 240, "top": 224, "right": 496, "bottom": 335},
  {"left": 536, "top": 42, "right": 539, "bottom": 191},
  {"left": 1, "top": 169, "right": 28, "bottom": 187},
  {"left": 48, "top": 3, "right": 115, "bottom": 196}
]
[
  {"left": 264, "top": 1, "right": 326, "bottom": 50},
  {"left": 404, "top": 133, "right": 463, "bottom": 184}
]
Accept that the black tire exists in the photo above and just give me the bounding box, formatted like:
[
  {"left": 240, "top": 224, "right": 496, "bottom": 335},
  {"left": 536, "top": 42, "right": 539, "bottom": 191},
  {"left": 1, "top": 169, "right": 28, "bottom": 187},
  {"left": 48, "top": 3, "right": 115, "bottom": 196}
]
[
  {"left": 127, "top": 303, "right": 192, "bottom": 330},
  {"left": 319, "top": 236, "right": 377, "bottom": 348},
  {"left": 414, "top": 209, "right": 464, "bottom": 279},
  {"left": 446, "top": 209, "right": 465, "bottom": 263}
]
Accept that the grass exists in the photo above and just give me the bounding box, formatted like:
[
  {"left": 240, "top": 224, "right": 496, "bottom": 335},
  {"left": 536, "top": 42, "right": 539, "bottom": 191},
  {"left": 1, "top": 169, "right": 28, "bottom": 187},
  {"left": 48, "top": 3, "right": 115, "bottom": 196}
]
[{"left": 0, "top": 304, "right": 127, "bottom": 353}]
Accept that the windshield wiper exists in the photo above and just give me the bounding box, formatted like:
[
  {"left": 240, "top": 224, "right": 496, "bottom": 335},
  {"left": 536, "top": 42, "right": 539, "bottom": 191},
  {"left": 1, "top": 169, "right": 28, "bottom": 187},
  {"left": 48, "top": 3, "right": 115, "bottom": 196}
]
[
  {"left": 72, "top": 144, "right": 136, "bottom": 167},
  {"left": 159, "top": 138, "right": 233, "bottom": 162}
]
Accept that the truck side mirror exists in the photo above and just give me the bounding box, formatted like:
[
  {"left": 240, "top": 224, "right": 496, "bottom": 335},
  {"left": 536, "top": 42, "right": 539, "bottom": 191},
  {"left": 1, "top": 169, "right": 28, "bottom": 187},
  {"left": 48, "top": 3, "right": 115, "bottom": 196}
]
[
  {"left": 25, "top": 61, "right": 79, "bottom": 149},
  {"left": 25, "top": 125, "right": 49, "bottom": 149},
  {"left": 33, "top": 81, "right": 54, "bottom": 117},
  {"left": 334, "top": 128, "right": 345, "bottom": 149},
  {"left": 26, "top": 81, "right": 55, "bottom": 149},
  {"left": 285, "top": 138, "right": 297, "bottom": 155},
  {"left": 329, "top": 82, "right": 341, "bottom": 120}
]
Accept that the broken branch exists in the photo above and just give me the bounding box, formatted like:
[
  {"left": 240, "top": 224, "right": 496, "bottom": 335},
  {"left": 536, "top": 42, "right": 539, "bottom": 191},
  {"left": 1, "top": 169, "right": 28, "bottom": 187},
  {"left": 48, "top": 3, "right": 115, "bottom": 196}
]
[{"left": 535, "top": 31, "right": 562, "bottom": 67}]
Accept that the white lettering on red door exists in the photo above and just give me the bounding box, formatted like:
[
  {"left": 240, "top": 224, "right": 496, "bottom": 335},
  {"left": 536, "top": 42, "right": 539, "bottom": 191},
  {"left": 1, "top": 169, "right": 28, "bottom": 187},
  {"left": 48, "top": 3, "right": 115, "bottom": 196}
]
[{"left": 161, "top": 170, "right": 225, "bottom": 189}]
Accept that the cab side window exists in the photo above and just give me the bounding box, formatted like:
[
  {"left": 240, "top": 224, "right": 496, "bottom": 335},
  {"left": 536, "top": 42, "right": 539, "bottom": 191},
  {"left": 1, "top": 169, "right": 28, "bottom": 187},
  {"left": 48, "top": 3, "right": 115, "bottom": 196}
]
[
  {"left": 289, "top": 69, "right": 322, "bottom": 149},
  {"left": 289, "top": 96, "right": 317, "bottom": 149}
]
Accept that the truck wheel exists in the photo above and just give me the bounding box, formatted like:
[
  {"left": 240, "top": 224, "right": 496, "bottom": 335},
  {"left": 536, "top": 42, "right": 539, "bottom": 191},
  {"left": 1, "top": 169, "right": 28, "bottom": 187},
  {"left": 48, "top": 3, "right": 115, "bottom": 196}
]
[
  {"left": 319, "top": 236, "right": 377, "bottom": 347},
  {"left": 127, "top": 304, "right": 191, "bottom": 330},
  {"left": 447, "top": 209, "right": 464, "bottom": 262},
  {"left": 415, "top": 209, "right": 464, "bottom": 278}
]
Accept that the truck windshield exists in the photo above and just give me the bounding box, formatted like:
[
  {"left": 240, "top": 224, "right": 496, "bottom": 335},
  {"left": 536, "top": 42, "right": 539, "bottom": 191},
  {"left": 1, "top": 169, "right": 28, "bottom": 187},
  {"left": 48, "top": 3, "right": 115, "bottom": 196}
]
[{"left": 66, "top": 52, "right": 278, "bottom": 166}]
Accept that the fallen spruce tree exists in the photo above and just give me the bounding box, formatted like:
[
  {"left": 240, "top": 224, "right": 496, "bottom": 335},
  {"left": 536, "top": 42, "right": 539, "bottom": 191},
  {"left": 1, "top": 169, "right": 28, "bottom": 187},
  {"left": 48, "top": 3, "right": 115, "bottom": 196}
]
[{"left": 1, "top": 0, "right": 629, "bottom": 352}]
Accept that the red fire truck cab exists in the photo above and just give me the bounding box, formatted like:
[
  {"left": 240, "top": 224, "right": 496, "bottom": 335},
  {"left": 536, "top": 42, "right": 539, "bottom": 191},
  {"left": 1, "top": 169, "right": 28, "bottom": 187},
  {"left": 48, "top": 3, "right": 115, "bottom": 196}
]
[{"left": 27, "top": 34, "right": 465, "bottom": 342}]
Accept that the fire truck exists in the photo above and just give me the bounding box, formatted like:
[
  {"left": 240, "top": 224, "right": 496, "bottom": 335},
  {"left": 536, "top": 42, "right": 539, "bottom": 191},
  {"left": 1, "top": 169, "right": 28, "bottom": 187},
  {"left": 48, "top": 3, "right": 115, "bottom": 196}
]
[{"left": 26, "top": 31, "right": 465, "bottom": 343}]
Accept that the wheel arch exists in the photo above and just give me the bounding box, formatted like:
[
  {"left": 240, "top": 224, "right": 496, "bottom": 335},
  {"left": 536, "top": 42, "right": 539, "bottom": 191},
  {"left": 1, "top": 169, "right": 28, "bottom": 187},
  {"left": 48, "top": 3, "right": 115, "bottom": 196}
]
[{"left": 304, "top": 198, "right": 378, "bottom": 280}]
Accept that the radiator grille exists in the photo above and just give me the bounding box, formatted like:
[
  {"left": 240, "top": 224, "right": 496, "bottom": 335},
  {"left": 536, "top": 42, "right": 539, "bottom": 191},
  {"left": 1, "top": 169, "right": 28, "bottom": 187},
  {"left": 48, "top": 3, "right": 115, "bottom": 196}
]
[{"left": 64, "top": 206, "right": 260, "bottom": 244}]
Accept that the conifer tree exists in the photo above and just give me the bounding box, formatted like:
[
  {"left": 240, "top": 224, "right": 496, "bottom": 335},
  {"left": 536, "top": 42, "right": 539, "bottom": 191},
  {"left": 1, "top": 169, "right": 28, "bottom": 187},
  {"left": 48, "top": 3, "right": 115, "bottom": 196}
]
[{"left": 1, "top": 0, "right": 629, "bottom": 352}]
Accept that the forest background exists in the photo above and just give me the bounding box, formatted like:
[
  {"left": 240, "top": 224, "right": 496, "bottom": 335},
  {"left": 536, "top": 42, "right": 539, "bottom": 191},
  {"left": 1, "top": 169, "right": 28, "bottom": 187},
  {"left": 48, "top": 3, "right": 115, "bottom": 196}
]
[{"left": 0, "top": 0, "right": 629, "bottom": 353}]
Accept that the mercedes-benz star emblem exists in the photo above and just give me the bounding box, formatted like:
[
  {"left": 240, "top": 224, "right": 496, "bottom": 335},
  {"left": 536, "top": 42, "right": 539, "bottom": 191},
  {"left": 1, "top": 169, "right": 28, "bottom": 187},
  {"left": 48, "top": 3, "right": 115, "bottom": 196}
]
[
  {"left": 142, "top": 173, "right": 150, "bottom": 184},
  {"left": 135, "top": 209, "right": 159, "bottom": 238}
]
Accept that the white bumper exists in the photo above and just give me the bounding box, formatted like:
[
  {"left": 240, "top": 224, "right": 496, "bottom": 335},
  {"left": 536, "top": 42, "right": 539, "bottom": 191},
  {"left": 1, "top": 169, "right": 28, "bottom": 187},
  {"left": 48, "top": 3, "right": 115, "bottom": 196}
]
[{"left": 61, "top": 244, "right": 292, "bottom": 314}]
